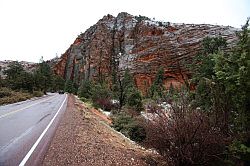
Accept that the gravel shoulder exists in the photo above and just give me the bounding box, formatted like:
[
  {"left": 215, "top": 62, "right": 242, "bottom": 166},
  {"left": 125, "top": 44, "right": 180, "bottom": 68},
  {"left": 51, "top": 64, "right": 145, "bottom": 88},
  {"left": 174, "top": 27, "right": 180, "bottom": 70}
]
[{"left": 43, "top": 95, "right": 164, "bottom": 166}]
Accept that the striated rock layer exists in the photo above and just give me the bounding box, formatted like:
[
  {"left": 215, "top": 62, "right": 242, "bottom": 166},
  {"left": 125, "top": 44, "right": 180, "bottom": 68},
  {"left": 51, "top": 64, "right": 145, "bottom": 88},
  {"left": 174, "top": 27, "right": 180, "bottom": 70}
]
[{"left": 54, "top": 12, "right": 238, "bottom": 94}]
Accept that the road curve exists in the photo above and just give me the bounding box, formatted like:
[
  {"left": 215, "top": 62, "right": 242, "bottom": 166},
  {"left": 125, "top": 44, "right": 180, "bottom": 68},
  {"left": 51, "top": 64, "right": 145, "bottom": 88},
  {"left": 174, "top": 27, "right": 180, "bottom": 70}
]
[{"left": 0, "top": 93, "right": 67, "bottom": 166}]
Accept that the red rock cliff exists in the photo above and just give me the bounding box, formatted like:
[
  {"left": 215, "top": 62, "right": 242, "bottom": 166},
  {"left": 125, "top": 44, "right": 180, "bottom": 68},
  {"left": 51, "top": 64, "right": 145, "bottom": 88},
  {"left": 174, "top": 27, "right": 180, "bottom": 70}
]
[{"left": 54, "top": 12, "right": 238, "bottom": 94}]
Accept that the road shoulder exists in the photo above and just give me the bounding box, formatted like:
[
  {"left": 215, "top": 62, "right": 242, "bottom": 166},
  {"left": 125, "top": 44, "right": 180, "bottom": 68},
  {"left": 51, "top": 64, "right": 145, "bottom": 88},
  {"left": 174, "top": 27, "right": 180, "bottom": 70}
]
[{"left": 43, "top": 95, "right": 164, "bottom": 166}]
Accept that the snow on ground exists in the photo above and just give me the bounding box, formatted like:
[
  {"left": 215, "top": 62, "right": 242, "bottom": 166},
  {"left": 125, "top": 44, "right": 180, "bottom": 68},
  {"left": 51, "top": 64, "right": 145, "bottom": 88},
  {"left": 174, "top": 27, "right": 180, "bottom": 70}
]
[
  {"left": 142, "top": 101, "right": 172, "bottom": 121},
  {"left": 98, "top": 108, "right": 111, "bottom": 116}
]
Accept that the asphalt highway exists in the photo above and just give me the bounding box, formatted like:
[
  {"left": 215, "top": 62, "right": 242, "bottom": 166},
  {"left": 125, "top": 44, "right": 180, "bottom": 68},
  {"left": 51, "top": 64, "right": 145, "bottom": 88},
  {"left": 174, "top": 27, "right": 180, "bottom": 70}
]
[{"left": 0, "top": 93, "right": 67, "bottom": 166}]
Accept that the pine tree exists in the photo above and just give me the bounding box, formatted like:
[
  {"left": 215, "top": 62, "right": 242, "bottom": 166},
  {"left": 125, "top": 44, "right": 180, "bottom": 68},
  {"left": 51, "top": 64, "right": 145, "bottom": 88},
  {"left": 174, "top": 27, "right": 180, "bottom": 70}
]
[
  {"left": 52, "top": 75, "right": 65, "bottom": 91},
  {"left": 149, "top": 67, "right": 165, "bottom": 99},
  {"left": 34, "top": 57, "right": 52, "bottom": 93},
  {"left": 4, "top": 61, "right": 34, "bottom": 91},
  {"left": 213, "top": 18, "right": 250, "bottom": 131},
  {"left": 117, "top": 69, "right": 135, "bottom": 109},
  {"left": 78, "top": 79, "right": 93, "bottom": 99},
  {"left": 64, "top": 79, "right": 74, "bottom": 93}
]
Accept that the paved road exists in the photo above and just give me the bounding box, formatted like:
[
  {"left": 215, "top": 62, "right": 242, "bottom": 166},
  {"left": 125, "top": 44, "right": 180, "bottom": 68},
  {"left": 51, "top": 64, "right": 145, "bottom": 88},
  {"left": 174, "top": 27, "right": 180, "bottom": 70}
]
[{"left": 0, "top": 93, "right": 67, "bottom": 166}]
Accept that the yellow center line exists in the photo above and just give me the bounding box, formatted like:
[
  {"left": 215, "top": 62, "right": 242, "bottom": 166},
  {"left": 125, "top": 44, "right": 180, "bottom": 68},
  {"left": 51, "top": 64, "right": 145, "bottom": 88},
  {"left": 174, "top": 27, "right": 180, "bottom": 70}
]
[{"left": 0, "top": 95, "right": 57, "bottom": 119}]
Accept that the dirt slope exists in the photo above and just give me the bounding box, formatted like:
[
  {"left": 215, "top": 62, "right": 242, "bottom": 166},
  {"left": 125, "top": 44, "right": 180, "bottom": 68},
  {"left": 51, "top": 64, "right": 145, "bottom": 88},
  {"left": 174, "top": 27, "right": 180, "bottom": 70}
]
[{"left": 43, "top": 95, "right": 164, "bottom": 166}]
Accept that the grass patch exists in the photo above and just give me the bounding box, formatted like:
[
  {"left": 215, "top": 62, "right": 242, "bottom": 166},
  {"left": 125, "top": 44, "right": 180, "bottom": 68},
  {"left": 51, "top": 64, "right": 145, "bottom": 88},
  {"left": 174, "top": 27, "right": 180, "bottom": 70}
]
[
  {"left": 0, "top": 87, "right": 43, "bottom": 105},
  {"left": 32, "top": 91, "right": 44, "bottom": 97},
  {"left": 80, "top": 97, "right": 93, "bottom": 108}
]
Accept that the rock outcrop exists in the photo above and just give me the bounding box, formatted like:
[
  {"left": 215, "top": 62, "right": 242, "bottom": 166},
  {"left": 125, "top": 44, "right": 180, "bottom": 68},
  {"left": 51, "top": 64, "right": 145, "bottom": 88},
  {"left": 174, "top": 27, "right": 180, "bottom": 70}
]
[
  {"left": 54, "top": 12, "right": 238, "bottom": 94},
  {"left": 0, "top": 60, "right": 37, "bottom": 78}
]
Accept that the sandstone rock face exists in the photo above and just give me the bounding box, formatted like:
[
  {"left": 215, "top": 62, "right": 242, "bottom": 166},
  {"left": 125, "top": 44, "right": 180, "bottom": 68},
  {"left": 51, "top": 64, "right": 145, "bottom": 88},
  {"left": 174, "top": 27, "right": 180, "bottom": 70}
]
[{"left": 54, "top": 12, "right": 238, "bottom": 94}]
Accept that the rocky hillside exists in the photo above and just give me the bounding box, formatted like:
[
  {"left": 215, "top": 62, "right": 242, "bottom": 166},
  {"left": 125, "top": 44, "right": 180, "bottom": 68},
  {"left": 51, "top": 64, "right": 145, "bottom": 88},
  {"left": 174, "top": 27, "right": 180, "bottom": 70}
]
[
  {"left": 0, "top": 60, "right": 37, "bottom": 78},
  {"left": 54, "top": 12, "right": 238, "bottom": 93}
]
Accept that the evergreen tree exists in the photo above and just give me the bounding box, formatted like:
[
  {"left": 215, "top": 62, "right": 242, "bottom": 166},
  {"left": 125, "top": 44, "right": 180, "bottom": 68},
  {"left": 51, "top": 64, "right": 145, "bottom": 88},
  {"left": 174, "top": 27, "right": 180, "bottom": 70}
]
[
  {"left": 4, "top": 61, "right": 24, "bottom": 80},
  {"left": 191, "top": 36, "right": 228, "bottom": 111},
  {"left": 192, "top": 36, "right": 227, "bottom": 82},
  {"left": 64, "top": 79, "right": 74, "bottom": 93},
  {"left": 191, "top": 23, "right": 250, "bottom": 131},
  {"left": 18, "top": 71, "right": 34, "bottom": 92},
  {"left": 127, "top": 89, "right": 143, "bottom": 112},
  {"left": 213, "top": 18, "right": 250, "bottom": 131},
  {"left": 149, "top": 67, "right": 165, "bottom": 99},
  {"left": 116, "top": 69, "right": 135, "bottom": 109},
  {"left": 34, "top": 57, "right": 52, "bottom": 93},
  {"left": 52, "top": 75, "right": 65, "bottom": 91},
  {"left": 78, "top": 79, "right": 93, "bottom": 99},
  {"left": 3, "top": 61, "right": 34, "bottom": 91}
]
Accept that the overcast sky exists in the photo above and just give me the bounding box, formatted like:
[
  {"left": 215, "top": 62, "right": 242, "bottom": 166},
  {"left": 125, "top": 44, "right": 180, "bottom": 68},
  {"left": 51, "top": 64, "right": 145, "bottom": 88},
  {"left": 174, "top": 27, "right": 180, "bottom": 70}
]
[{"left": 0, "top": 0, "right": 249, "bottom": 63}]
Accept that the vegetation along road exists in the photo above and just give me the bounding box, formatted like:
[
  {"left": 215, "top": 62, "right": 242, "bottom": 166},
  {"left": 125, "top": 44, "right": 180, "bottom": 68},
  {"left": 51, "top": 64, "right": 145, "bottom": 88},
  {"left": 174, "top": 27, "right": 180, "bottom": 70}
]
[{"left": 0, "top": 93, "right": 67, "bottom": 166}]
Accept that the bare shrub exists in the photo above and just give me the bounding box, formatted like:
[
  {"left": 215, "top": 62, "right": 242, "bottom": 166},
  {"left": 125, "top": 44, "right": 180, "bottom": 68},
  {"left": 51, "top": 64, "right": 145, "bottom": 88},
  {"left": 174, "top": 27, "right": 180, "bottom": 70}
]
[
  {"left": 32, "top": 91, "right": 43, "bottom": 97},
  {"left": 0, "top": 87, "right": 12, "bottom": 98},
  {"left": 0, "top": 90, "right": 32, "bottom": 105},
  {"left": 144, "top": 93, "right": 229, "bottom": 166},
  {"left": 94, "top": 98, "right": 113, "bottom": 111}
]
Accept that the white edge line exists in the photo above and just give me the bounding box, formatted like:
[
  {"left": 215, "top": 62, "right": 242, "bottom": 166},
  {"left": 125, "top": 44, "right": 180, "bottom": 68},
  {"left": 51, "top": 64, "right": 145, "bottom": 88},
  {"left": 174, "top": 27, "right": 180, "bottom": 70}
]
[{"left": 19, "top": 94, "right": 68, "bottom": 166}]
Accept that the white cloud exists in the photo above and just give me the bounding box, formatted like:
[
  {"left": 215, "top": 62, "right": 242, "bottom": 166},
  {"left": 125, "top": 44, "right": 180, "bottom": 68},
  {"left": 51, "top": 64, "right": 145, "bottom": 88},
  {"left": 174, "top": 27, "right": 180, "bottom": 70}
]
[{"left": 0, "top": 0, "right": 249, "bottom": 62}]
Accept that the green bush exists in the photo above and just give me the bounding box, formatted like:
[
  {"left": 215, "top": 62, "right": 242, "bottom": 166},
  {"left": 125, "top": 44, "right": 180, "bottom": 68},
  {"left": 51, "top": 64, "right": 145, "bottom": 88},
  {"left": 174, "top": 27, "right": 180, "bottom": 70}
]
[
  {"left": 80, "top": 97, "right": 88, "bottom": 102},
  {"left": 78, "top": 80, "right": 93, "bottom": 99},
  {"left": 91, "top": 83, "right": 111, "bottom": 101},
  {"left": 112, "top": 113, "right": 146, "bottom": 142},
  {"left": 32, "top": 91, "right": 43, "bottom": 97},
  {"left": 226, "top": 140, "right": 250, "bottom": 165},
  {"left": 0, "top": 87, "right": 12, "bottom": 98},
  {"left": 127, "top": 89, "right": 143, "bottom": 112},
  {"left": 64, "top": 79, "right": 77, "bottom": 94},
  {"left": 91, "top": 83, "right": 113, "bottom": 110},
  {"left": 126, "top": 122, "right": 146, "bottom": 142}
]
